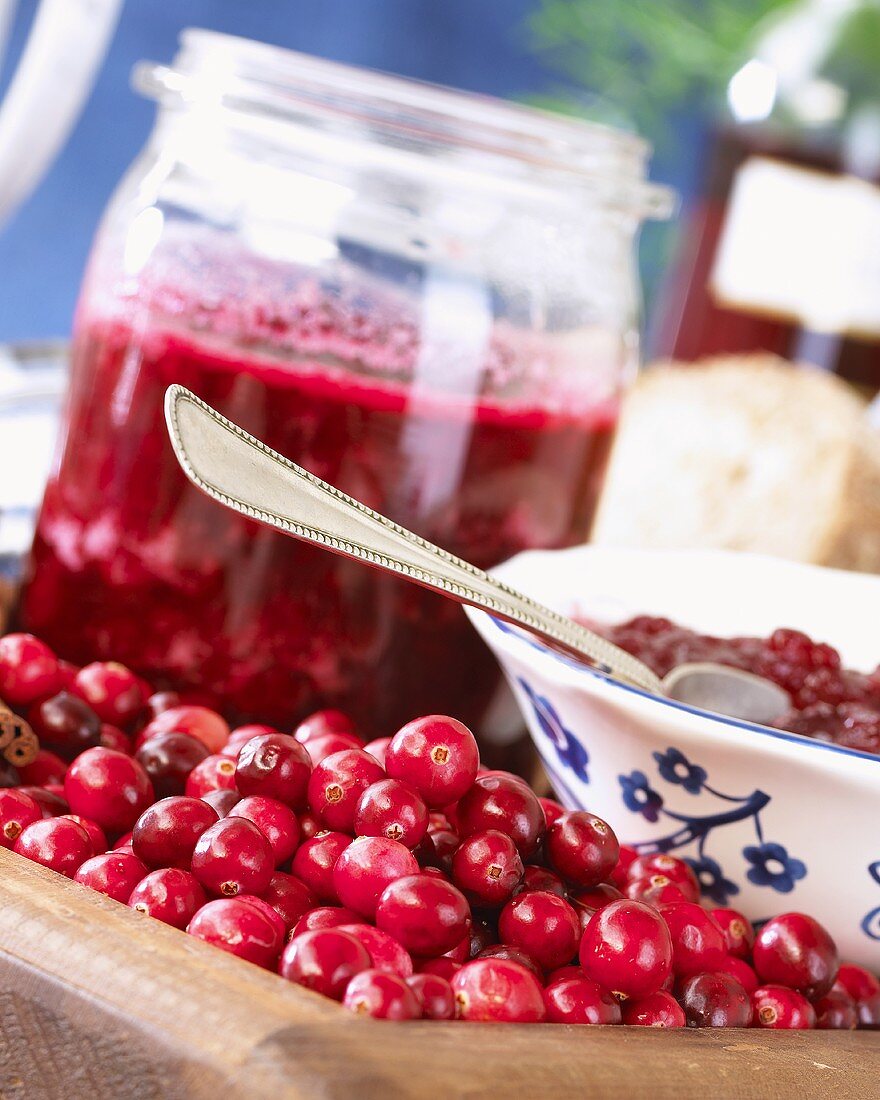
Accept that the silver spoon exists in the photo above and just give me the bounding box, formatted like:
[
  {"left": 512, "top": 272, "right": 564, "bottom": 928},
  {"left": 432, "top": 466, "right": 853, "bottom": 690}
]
[{"left": 163, "top": 385, "right": 790, "bottom": 725}]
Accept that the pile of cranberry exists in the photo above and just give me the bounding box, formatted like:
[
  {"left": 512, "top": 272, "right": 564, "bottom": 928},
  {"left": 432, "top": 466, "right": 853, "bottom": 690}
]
[{"left": 1, "top": 631, "right": 878, "bottom": 1027}]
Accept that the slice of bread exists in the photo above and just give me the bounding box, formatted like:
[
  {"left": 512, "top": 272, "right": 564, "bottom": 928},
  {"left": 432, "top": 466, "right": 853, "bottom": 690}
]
[{"left": 591, "top": 354, "right": 880, "bottom": 572}]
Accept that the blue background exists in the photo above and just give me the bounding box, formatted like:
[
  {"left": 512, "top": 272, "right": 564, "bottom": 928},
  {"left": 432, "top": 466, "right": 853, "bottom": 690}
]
[{"left": 0, "top": 1, "right": 686, "bottom": 340}]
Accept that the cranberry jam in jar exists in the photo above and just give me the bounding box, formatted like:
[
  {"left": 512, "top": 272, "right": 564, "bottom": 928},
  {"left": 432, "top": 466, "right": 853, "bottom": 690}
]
[{"left": 21, "top": 32, "right": 671, "bottom": 735}]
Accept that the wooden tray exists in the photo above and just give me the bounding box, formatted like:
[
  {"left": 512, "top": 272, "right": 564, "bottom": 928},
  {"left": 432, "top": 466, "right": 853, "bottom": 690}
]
[{"left": 1, "top": 848, "right": 877, "bottom": 1100}]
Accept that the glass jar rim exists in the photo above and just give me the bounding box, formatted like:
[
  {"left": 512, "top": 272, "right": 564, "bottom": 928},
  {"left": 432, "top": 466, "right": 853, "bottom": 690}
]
[{"left": 133, "top": 28, "right": 674, "bottom": 219}]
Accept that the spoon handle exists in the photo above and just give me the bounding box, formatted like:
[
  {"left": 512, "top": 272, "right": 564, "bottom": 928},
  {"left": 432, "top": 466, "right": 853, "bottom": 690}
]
[{"left": 164, "top": 385, "right": 662, "bottom": 695}]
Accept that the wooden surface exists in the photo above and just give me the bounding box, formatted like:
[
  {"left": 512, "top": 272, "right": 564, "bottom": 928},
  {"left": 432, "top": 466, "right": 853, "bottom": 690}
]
[{"left": 1, "top": 848, "right": 878, "bottom": 1100}]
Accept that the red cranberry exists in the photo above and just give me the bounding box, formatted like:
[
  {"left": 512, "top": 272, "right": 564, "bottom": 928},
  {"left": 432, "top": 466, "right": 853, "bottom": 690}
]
[
  {"left": 294, "top": 709, "right": 357, "bottom": 744},
  {"left": 132, "top": 796, "right": 219, "bottom": 869},
  {"left": 191, "top": 817, "right": 274, "bottom": 897},
  {"left": 546, "top": 811, "right": 619, "bottom": 887},
  {"left": 291, "top": 831, "right": 351, "bottom": 903},
  {"left": 610, "top": 844, "right": 638, "bottom": 888},
  {"left": 308, "top": 749, "right": 384, "bottom": 832},
  {"left": 515, "top": 864, "right": 566, "bottom": 899},
  {"left": 753, "top": 913, "right": 839, "bottom": 999},
  {"left": 62, "top": 814, "right": 107, "bottom": 854},
  {"left": 622, "top": 989, "right": 686, "bottom": 1027},
  {"left": 136, "top": 732, "right": 209, "bottom": 798},
  {"left": 476, "top": 944, "right": 543, "bottom": 979},
  {"left": 498, "top": 890, "right": 580, "bottom": 971},
  {"left": 0, "top": 788, "right": 41, "bottom": 848},
  {"left": 451, "top": 829, "right": 524, "bottom": 906},
  {"left": 338, "top": 923, "right": 414, "bottom": 977},
  {"left": 188, "top": 897, "right": 283, "bottom": 968},
  {"left": 184, "top": 754, "right": 238, "bottom": 798},
  {"left": 144, "top": 690, "right": 182, "bottom": 719},
  {"left": 354, "top": 778, "right": 428, "bottom": 848},
  {"left": 624, "top": 876, "right": 690, "bottom": 907},
  {"left": 661, "top": 902, "right": 727, "bottom": 977},
  {"left": 139, "top": 706, "right": 229, "bottom": 754},
  {"left": 375, "top": 874, "right": 469, "bottom": 957},
  {"left": 113, "top": 831, "right": 133, "bottom": 850},
  {"left": 303, "top": 731, "right": 364, "bottom": 764},
  {"left": 260, "top": 872, "right": 314, "bottom": 935},
  {"left": 74, "top": 850, "right": 148, "bottom": 901},
  {"left": 442, "top": 932, "right": 471, "bottom": 964},
  {"left": 543, "top": 975, "right": 622, "bottom": 1024},
  {"left": 333, "top": 836, "right": 419, "bottom": 919},
  {"left": 452, "top": 959, "right": 546, "bottom": 1022},
  {"left": 201, "top": 789, "right": 241, "bottom": 817},
  {"left": 0, "top": 633, "right": 60, "bottom": 705},
  {"left": 17, "top": 750, "right": 67, "bottom": 786},
  {"left": 423, "top": 827, "right": 459, "bottom": 873},
  {"left": 99, "top": 723, "right": 132, "bottom": 755},
  {"left": 229, "top": 796, "right": 300, "bottom": 866},
  {"left": 55, "top": 659, "right": 79, "bottom": 692},
  {"left": 538, "top": 796, "right": 565, "bottom": 827},
  {"left": 343, "top": 969, "right": 421, "bottom": 1019},
  {"left": 627, "top": 854, "right": 699, "bottom": 902},
  {"left": 235, "top": 733, "right": 311, "bottom": 808},
  {"left": 221, "top": 724, "right": 275, "bottom": 760},
  {"left": 546, "top": 964, "right": 583, "bottom": 984},
  {"left": 417, "top": 957, "right": 462, "bottom": 981},
  {"left": 280, "top": 928, "right": 371, "bottom": 999},
  {"left": 129, "top": 867, "right": 207, "bottom": 928},
  {"left": 14, "top": 816, "right": 93, "bottom": 876},
  {"left": 385, "top": 715, "right": 479, "bottom": 808},
  {"left": 298, "top": 810, "right": 321, "bottom": 841},
  {"left": 457, "top": 774, "right": 545, "bottom": 859},
  {"left": 363, "top": 737, "right": 392, "bottom": 767},
  {"left": 73, "top": 662, "right": 144, "bottom": 726},
  {"left": 752, "top": 985, "right": 816, "bottom": 1029},
  {"left": 579, "top": 900, "right": 673, "bottom": 998},
  {"left": 64, "top": 748, "right": 153, "bottom": 833},
  {"left": 468, "top": 916, "right": 496, "bottom": 958},
  {"left": 29, "top": 692, "right": 101, "bottom": 759},
  {"left": 679, "top": 972, "right": 754, "bottom": 1027},
  {"left": 833, "top": 963, "right": 880, "bottom": 1027},
  {"left": 718, "top": 955, "right": 759, "bottom": 995},
  {"left": 814, "top": 989, "right": 858, "bottom": 1030},
  {"left": 292, "top": 906, "right": 362, "bottom": 937},
  {"left": 569, "top": 882, "right": 624, "bottom": 917},
  {"left": 711, "top": 907, "right": 755, "bottom": 959},
  {"left": 406, "top": 972, "right": 455, "bottom": 1019}
]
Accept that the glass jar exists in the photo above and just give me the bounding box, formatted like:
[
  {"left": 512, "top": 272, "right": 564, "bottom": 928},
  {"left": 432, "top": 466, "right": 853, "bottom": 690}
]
[{"left": 21, "top": 30, "right": 670, "bottom": 736}]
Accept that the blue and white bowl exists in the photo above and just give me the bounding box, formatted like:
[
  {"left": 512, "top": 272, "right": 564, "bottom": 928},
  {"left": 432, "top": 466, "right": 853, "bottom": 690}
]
[{"left": 467, "top": 546, "right": 880, "bottom": 969}]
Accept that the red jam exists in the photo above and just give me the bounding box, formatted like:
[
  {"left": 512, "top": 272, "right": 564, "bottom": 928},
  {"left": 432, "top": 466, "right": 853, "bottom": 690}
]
[
  {"left": 21, "top": 256, "right": 617, "bottom": 736},
  {"left": 598, "top": 616, "right": 880, "bottom": 755}
]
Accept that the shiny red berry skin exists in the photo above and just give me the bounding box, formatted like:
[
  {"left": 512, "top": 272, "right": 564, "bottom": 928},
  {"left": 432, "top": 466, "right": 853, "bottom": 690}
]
[
  {"left": 14, "top": 816, "right": 93, "bottom": 876},
  {"left": 499, "top": 891, "right": 580, "bottom": 971},
  {"left": 661, "top": 902, "right": 727, "bottom": 977},
  {"left": 717, "top": 955, "right": 759, "bottom": 995},
  {"left": 29, "top": 692, "right": 101, "bottom": 760},
  {"left": 333, "top": 836, "right": 419, "bottom": 919},
  {"left": 129, "top": 868, "right": 207, "bottom": 928},
  {"left": 229, "top": 796, "right": 300, "bottom": 866},
  {"left": 17, "top": 750, "right": 67, "bottom": 787},
  {"left": 303, "top": 731, "right": 364, "bottom": 765},
  {"left": 0, "top": 788, "right": 41, "bottom": 848},
  {"left": 132, "top": 796, "right": 219, "bottom": 869},
  {"left": 711, "top": 908, "right": 755, "bottom": 959},
  {"left": 298, "top": 810, "right": 321, "bottom": 841},
  {"left": 679, "top": 972, "right": 754, "bottom": 1028},
  {"left": 514, "top": 864, "right": 566, "bottom": 899},
  {"left": 622, "top": 989, "right": 686, "bottom": 1027},
  {"left": 260, "top": 872, "right": 315, "bottom": 935},
  {"left": 406, "top": 972, "right": 455, "bottom": 1019},
  {"left": 190, "top": 817, "right": 274, "bottom": 898},
  {"left": 62, "top": 814, "right": 108, "bottom": 854},
  {"left": 220, "top": 725, "right": 274, "bottom": 760},
  {"left": 74, "top": 851, "right": 148, "bottom": 901},
  {"left": 140, "top": 706, "right": 229, "bottom": 755},
  {"left": 457, "top": 775, "right": 545, "bottom": 859},
  {"left": 136, "top": 732, "right": 210, "bottom": 798},
  {"left": 375, "top": 874, "right": 469, "bottom": 957},
  {"left": 343, "top": 968, "right": 421, "bottom": 1019},
  {"left": 363, "top": 737, "right": 392, "bottom": 767},
  {"left": 188, "top": 897, "right": 283, "bottom": 968},
  {"left": 291, "top": 906, "right": 362, "bottom": 937},
  {"left": 832, "top": 964, "right": 880, "bottom": 1027},
  {"left": 280, "top": 928, "right": 371, "bottom": 999},
  {"left": 451, "top": 829, "right": 524, "bottom": 906},
  {"left": 201, "top": 789, "right": 241, "bottom": 818},
  {"left": 543, "top": 975, "right": 622, "bottom": 1024},
  {"left": 0, "top": 633, "right": 61, "bottom": 705},
  {"left": 753, "top": 913, "right": 839, "bottom": 999},
  {"left": 294, "top": 709, "right": 357, "bottom": 745},
  {"left": 308, "top": 749, "right": 384, "bottom": 833},
  {"left": 624, "top": 876, "right": 689, "bottom": 908},
  {"left": 476, "top": 944, "right": 543, "bottom": 979},
  {"left": 64, "top": 748, "right": 154, "bottom": 833},
  {"left": 235, "top": 733, "right": 312, "bottom": 808},
  {"left": 452, "top": 959, "right": 546, "bottom": 1022},
  {"left": 579, "top": 900, "right": 673, "bottom": 998},
  {"left": 609, "top": 844, "right": 638, "bottom": 888},
  {"left": 752, "top": 985, "right": 817, "bottom": 1029},
  {"left": 417, "top": 956, "right": 462, "bottom": 981},
  {"left": 291, "top": 832, "right": 351, "bottom": 903},
  {"left": 627, "top": 855, "right": 699, "bottom": 902},
  {"left": 385, "top": 716, "right": 479, "bottom": 808},
  {"left": 184, "top": 754, "right": 238, "bottom": 798},
  {"left": 814, "top": 989, "right": 859, "bottom": 1030},
  {"left": 99, "top": 723, "right": 132, "bottom": 754},
  {"left": 537, "top": 797, "right": 564, "bottom": 827},
  {"left": 354, "top": 778, "right": 428, "bottom": 848},
  {"left": 569, "top": 883, "right": 624, "bottom": 919},
  {"left": 73, "top": 662, "right": 144, "bottom": 726},
  {"left": 546, "top": 811, "right": 619, "bottom": 887},
  {"left": 337, "top": 923, "right": 414, "bottom": 977}
]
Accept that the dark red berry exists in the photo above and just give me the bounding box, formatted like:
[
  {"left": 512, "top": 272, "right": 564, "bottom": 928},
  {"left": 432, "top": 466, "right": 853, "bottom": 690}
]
[
  {"left": 14, "top": 816, "right": 93, "bottom": 876},
  {"left": 73, "top": 662, "right": 144, "bottom": 726},
  {"left": 538, "top": 797, "right": 564, "bottom": 827},
  {"left": 294, "top": 709, "right": 357, "bottom": 744},
  {"left": 498, "top": 891, "right": 580, "bottom": 970},
  {"left": 308, "top": 749, "right": 384, "bottom": 832},
  {"left": 136, "top": 732, "right": 210, "bottom": 798},
  {"left": 74, "top": 851, "right": 148, "bottom": 901},
  {"left": 343, "top": 969, "right": 421, "bottom": 1019},
  {"left": 17, "top": 750, "right": 67, "bottom": 786},
  {"left": 17, "top": 785, "right": 68, "bottom": 818},
  {"left": 291, "top": 831, "right": 351, "bottom": 903},
  {"left": 753, "top": 913, "right": 839, "bottom": 999},
  {"left": 129, "top": 868, "right": 207, "bottom": 928},
  {"left": 0, "top": 633, "right": 61, "bottom": 705},
  {"left": 568, "top": 882, "right": 624, "bottom": 918},
  {"left": 476, "top": 944, "right": 543, "bottom": 979},
  {"left": 354, "top": 778, "right": 428, "bottom": 848},
  {"left": 201, "top": 789, "right": 241, "bottom": 817},
  {"left": 190, "top": 817, "right": 274, "bottom": 897},
  {"left": 627, "top": 854, "right": 699, "bottom": 902},
  {"left": 717, "top": 955, "right": 759, "bottom": 995},
  {"left": 333, "top": 836, "right": 419, "bottom": 919},
  {"left": 64, "top": 748, "right": 154, "bottom": 833},
  {"left": 679, "top": 972, "right": 754, "bottom": 1027},
  {"left": 814, "top": 989, "right": 858, "bottom": 1030},
  {"left": 457, "top": 774, "right": 544, "bottom": 858},
  {"left": 417, "top": 957, "right": 462, "bottom": 981},
  {"left": 229, "top": 796, "right": 300, "bottom": 866},
  {"left": 661, "top": 902, "right": 727, "bottom": 977},
  {"left": 375, "top": 874, "right": 469, "bottom": 957},
  {"left": 833, "top": 964, "right": 880, "bottom": 1028},
  {"left": 609, "top": 844, "right": 638, "bottom": 888},
  {"left": 711, "top": 908, "right": 755, "bottom": 959},
  {"left": 337, "top": 923, "right": 414, "bottom": 977},
  {"left": 514, "top": 863, "right": 566, "bottom": 899},
  {"left": 451, "top": 829, "right": 524, "bottom": 906},
  {"left": 752, "top": 985, "right": 816, "bottom": 1029},
  {"left": 385, "top": 716, "right": 479, "bottom": 808},
  {"left": 29, "top": 692, "right": 101, "bottom": 760},
  {"left": 280, "top": 928, "right": 371, "bottom": 999},
  {"left": 99, "top": 723, "right": 132, "bottom": 754},
  {"left": 184, "top": 754, "right": 238, "bottom": 798},
  {"left": 622, "top": 989, "right": 686, "bottom": 1027},
  {"left": 62, "top": 814, "right": 107, "bottom": 854},
  {"left": 292, "top": 906, "right": 362, "bottom": 937},
  {"left": 303, "top": 731, "right": 364, "bottom": 765},
  {"left": 132, "top": 796, "right": 219, "bottom": 869},
  {"left": 0, "top": 788, "right": 41, "bottom": 848},
  {"left": 624, "top": 876, "right": 690, "bottom": 907},
  {"left": 363, "top": 737, "right": 391, "bottom": 767},
  {"left": 579, "top": 900, "right": 672, "bottom": 998},
  {"left": 452, "top": 959, "right": 546, "bottom": 1022},
  {"left": 260, "top": 872, "right": 315, "bottom": 935},
  {"left": 546, "top": 811, "right": 619, "bottom": 887},
  {"left": 188, "top": 897, "right": 283, "bottom": 968},
  {"left": 235, "top": 733, "right": 311, "bottom": 808},
  {"left": 543, "top": 975, "right": 622, "bottom": 1024},
  {"left": 406, "top": 972, "right": 455, "bottom": 1019},
  {"left": 221, "top": 724, "right": 274, "bottom": 760},
  {"left": 140, "top": 706, "right": 229, "bottom": 755}
]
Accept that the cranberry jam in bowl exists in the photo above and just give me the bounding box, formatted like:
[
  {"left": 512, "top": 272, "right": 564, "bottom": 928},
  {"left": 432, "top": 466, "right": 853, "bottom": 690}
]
[{"left": 467, "top": 546, "right": 880, "bottom": 969}]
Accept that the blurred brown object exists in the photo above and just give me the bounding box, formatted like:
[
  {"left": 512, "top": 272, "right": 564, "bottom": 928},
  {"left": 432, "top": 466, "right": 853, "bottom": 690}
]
[{"left": 592, "top": 354, "right": 880, "bottom": 572}]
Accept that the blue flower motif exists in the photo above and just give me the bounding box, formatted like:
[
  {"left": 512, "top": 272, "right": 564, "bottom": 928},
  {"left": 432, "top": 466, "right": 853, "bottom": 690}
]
[
  {"left": 618, "top": 770, "right": 664, "bottom": 822},
  {"left": 743, "top": 842, "right": 807, "bottom": 893},
  {"left": 652, "top": 747, "right": 707, "bottom": 794},
  {"left": 863, "top": 861, "right": 880, "bottom": 941},
  {"left": 517, "top": 679, "right": 589, "bottom": 783},
  {"left": 685, "top": 856, "right": 740, "bottom": 905}
]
